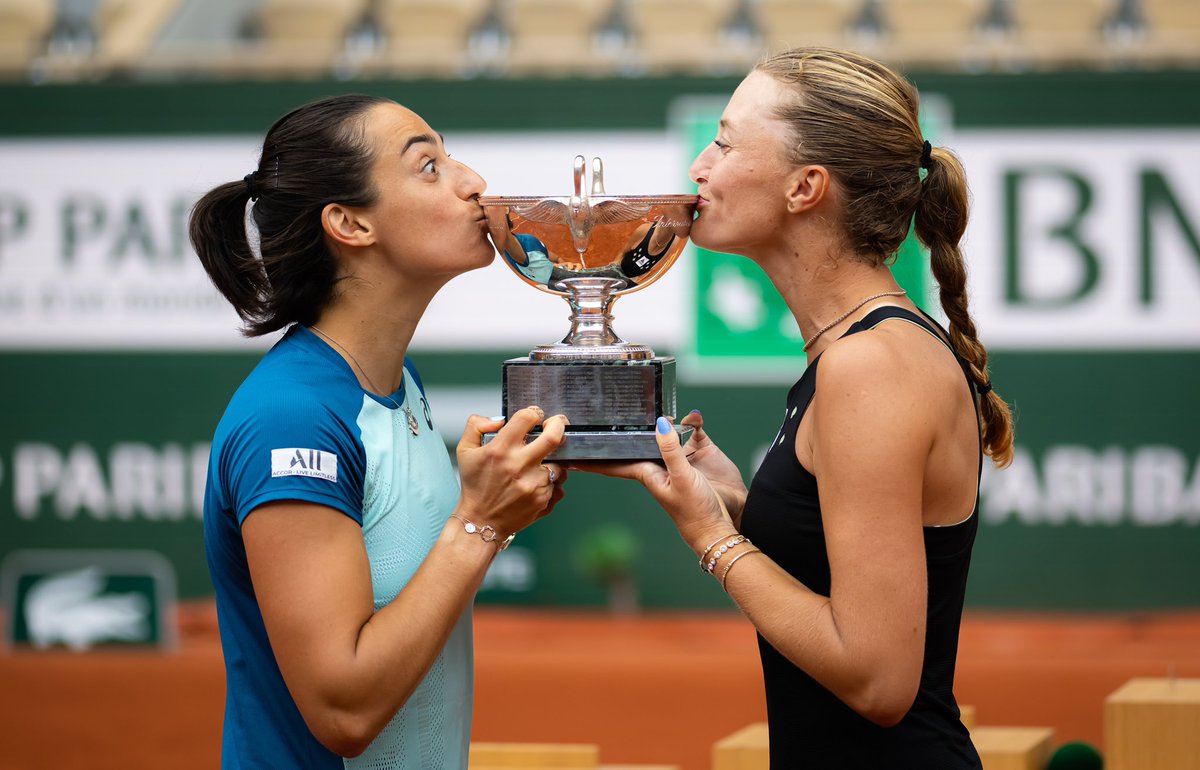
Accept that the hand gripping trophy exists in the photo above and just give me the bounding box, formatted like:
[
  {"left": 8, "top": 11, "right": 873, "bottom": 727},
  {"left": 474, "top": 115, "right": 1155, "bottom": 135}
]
[{"left": 481, "top": 156, "right": 698, "bottom": 459}]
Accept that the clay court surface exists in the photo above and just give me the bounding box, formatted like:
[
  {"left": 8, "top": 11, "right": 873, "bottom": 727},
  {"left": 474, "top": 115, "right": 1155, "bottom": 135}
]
[{"left": 2, "top": 605, "right": 1199, "bottom": 770}]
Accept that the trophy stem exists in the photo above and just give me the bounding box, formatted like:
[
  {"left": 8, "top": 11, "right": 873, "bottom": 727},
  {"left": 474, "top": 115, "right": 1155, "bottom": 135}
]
[{"left": 531, "top": 277, "right": 652, "bottom": 361}]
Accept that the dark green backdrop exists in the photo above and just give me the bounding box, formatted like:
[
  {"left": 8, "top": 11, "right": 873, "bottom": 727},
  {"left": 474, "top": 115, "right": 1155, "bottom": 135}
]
[{"left": 2, "top": 71, "right": 1198, "bottom": 610}]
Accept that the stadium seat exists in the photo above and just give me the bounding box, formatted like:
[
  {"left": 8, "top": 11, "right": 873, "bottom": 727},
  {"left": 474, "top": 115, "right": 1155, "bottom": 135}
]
[
  {"left": 95, "top": 0, "right": 181, "bottom": 70},
  {"left": 373, "top": 0, "right": 490, "bottom": 76},
  {"left": 753, "top": 0, "right": 860, "bottom": 54},
  {"left": 1006, "top": 0, "right": 1116, "bottom": 66},
  {"left": 1137, "top": 0, "right": 1200, "bottom": 65},
  {"left": 257, "top": 0, "right": 369, "bottom": 69},
  {"left": 503, "top": 0, "right": 615, "bottom": 76},
  {"left": 0, "top": 0, "right": 55, "bottom": 72},
  {"left": 623, "top": 0, "right": 743, "bottom": 74},
  {"left": 878, "top": 0, "right": 990, "bottom": 68}
]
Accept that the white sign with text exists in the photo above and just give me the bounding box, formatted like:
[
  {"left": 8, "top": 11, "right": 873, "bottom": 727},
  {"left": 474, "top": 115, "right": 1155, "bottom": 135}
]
[{"left": 1, "top": 129, "right": 1197, "bottom": 352}]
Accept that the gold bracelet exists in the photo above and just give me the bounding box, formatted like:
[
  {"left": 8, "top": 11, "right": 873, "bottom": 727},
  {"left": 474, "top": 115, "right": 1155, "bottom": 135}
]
[
  {"left": 720, "top": 546, "right": 762, "bottom": 591},
  {"left": 698, "top": 533, "right": 738, "bottom": 570},
  {"left": 450, "top": 513, "right": 514, "bottom": 551},
  {"left": 703, "top": 535, "right": 750, "bottom": 574}
]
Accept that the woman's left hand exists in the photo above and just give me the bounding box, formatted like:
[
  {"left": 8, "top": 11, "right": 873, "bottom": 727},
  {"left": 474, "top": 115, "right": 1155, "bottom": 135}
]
[{"left": 578, "top": 416, "right": 738, "bottom": 554}]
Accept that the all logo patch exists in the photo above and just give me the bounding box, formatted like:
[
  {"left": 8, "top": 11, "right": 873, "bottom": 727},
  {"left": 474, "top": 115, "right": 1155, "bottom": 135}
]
[{"left": 270, "top": 448, "right": 338, "bottom": 482}]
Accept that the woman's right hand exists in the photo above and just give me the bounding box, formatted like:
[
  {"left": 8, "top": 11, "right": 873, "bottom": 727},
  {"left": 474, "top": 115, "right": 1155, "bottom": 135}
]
[
  {"left": 245, "top": 406, "right": 566, "bottom": 755},
  {"left": 454, "top": 406, "right": 569, "bottom": 538},
  {"left": 679, "top": 410, "right": 748, "bottom": 526}
]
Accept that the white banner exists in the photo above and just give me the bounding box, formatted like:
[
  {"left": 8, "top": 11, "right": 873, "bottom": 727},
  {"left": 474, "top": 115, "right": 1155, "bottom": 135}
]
[
  {"left": 958, "top": 129, "right": 1200, "bottom": 349},
  {"left": 0, "top": 131, "right": 689, "bottom": 352},
  {"left": 1, "top": 128, "right": 1197, "bottom": 351}
]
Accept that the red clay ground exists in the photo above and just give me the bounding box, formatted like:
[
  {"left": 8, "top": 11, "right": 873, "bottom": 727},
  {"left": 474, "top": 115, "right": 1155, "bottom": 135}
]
[{"left": 2, "top": 605, "right": 1198, "bottom": 770}]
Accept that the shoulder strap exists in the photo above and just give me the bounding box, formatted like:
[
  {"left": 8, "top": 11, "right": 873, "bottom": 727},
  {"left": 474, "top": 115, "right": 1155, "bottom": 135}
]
[
  {"left": 849, "top": 305, "right": 973, "bottom": 388},
  {"left": 854, "top": 305, "right": 947, "bottom": 349},
  {"left": 852, "top": 305, "right": 985, "bottom": 487}
]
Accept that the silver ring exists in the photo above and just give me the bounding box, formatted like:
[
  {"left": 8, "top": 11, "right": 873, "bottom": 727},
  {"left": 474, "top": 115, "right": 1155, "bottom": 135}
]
[{"left": 547, "top": 467, "right": 557, "bottom": 484}]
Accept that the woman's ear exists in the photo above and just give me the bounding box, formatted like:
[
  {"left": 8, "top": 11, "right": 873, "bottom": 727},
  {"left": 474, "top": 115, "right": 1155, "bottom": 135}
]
[
  {"left": 785, "top": 164, "right": 830, "bottom": 215},
  {"left": 321, "top": 203, "right": 375, "bottom": 248}
]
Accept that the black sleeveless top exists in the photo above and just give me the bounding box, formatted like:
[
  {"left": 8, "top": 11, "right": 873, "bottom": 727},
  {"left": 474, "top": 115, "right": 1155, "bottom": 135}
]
[
  {"left": 619, "top": 223, "right": 676, "bottom": 279},
  {"left": 739, "top": 306, "right": 982, "bottom": 769}
]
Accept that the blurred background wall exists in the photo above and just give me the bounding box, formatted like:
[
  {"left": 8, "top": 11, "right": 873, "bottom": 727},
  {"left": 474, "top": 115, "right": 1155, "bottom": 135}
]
[{"left": 1, "top": 0, "right": 1198, "bottom": 645}]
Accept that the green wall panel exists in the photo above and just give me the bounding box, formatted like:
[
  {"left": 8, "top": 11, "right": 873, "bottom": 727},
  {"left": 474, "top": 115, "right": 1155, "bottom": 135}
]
[
  {"left": 2, "top": 70, "right": 1198, "bottom": 137},
  {"left": 2, "top": 71, "right": 1198, "bottom": 614},
  {"left": 2, "top": 349, "right": 1197, "bottom": 610}
]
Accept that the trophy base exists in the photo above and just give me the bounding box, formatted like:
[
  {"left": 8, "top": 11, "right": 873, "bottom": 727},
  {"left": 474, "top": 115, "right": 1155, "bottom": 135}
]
[
  {"left": 488, "top": 355, "right": 687, "bottom": 460},
  {"left": 483, "top": 425, "right": 694, "bottom": 461}
]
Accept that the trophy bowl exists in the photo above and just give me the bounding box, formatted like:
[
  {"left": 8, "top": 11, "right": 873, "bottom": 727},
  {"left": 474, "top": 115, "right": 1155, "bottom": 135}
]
[{"left": 481, "top": 155, "right": 698, "bottom": 460}]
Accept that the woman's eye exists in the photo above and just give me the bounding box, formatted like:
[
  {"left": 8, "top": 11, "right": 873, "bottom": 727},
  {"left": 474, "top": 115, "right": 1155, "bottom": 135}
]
[
  {"left": 713, "top": 139, "right": 728, "bottom": 150},
  {"left": 422, "top": 159, "right": 437, "bottom": 174}
]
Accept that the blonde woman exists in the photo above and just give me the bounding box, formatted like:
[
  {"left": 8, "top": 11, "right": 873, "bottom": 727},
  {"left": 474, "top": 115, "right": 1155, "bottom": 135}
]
[{"left": 589, "top": 48, "right": 1013, "bottom": 768}]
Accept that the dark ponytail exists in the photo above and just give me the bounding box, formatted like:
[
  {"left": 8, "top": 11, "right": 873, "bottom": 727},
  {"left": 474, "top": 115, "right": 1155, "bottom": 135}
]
[
  {"left": 189, "top": 93, "right": 390, "bottom": 336},
  {"left": 914, "top": 148, "right": 1014, "bottom": 467},
  {"left": 189, "top": 180, "right": 267, "bottom": 328}
]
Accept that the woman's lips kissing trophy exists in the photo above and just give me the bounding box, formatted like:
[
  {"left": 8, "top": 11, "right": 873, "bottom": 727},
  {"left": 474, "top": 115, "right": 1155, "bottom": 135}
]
[{"left": 481, "top": 155, "right": 698, "bottom": 460}]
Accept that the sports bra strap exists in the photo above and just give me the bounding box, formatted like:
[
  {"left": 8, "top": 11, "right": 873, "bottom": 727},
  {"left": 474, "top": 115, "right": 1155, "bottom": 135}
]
[{"left": 849, "top": 305, "right": 973, "bottom": 388}]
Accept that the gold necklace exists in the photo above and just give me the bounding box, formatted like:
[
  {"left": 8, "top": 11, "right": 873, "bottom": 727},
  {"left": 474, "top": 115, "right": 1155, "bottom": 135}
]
[
  {"left": 309, "top": 325, "right": 420, "bottom": 436},
  {"left": 802, "top": 290, "right": 907, "bottom": 352}
]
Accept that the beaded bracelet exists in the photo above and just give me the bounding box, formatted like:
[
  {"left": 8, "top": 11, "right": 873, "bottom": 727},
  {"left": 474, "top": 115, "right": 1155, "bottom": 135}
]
[
  {"left": 701, "top": 535, "right": 750, "bottom": 575},
  {"left": 698, "top": 533, "right": 736, "bottom": 567},
  {"left": 720, "top": 546, "right": 762, "bottom": 591}
]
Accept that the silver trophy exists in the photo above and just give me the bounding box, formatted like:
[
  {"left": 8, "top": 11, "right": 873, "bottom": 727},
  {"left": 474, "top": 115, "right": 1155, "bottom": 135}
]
[{"left": 481, "top": 155, "right": 698, "bottom": 460}]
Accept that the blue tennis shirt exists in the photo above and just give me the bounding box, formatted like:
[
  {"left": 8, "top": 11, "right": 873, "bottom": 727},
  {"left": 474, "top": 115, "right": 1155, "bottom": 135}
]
[{"left": 204, "top": 325, "right": 470, "bottom": 769}]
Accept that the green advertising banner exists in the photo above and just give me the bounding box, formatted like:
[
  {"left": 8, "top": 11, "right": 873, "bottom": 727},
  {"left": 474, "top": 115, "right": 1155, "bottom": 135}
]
[
  {"left": 1, "top": 72, "right": 1198, "bottom": 613},
  {"left": 1, "top": 549, "right": 176, "bottom": 650}
]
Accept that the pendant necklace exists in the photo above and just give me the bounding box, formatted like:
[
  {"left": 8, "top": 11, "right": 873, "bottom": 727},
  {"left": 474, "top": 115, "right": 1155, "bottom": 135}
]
[
  {"left": 309, "top": 325, "right": 420, "bottom": 436},
  {"left": 802, "top": 290, "right": 907, "bottom": 352}
]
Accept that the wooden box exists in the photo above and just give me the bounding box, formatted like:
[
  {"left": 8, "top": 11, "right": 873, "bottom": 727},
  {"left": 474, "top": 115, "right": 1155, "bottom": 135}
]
[
  {"left": 712, "top": 722, "right": 769, "bottom": 770},
  {"left": 971, "top": 726, "right": 1055, "bottom": 770},
  {"left": 1105, "top": 677, "right": 1200, "bottom": 770}
]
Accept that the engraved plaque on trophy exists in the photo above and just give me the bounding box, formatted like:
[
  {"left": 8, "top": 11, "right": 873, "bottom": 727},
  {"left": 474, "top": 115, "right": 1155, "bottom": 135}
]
[{"left": 481, "top": 156, "right": 698, "bottom": 460}]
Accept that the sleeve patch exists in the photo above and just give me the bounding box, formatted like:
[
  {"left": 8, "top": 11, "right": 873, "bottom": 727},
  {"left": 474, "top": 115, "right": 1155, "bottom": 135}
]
[{"left": 270, "top": 448, "right": 339, "bottom": 482}]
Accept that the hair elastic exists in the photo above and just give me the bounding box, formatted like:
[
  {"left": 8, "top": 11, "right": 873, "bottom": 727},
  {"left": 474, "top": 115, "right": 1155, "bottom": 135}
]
[
  {"left": 243, "top": 173, "right": 260, "bottom": 201},
  {"left": 976, "top": 381, "right": 993, "bottom": 396},
  {"left": 919, "top": 140, "right": 933, "bottom": 169}
]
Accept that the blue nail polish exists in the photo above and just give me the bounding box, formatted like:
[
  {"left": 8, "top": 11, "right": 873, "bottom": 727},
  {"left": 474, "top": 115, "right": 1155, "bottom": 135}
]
[
  {"left": 689, "top": 409, "right": 701, "bottom": 416},
  {"left": 656, "top": 416, "right": 672, "bottom": 435}
]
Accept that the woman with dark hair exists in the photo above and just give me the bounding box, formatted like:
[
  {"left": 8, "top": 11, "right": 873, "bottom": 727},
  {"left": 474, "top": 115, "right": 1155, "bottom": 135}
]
[
  {"left": 190, "top": 94, "right": 568, "bottom": 769},
  {"left": 587, "top": 48, "right": 1014, "bottom": 768}
]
